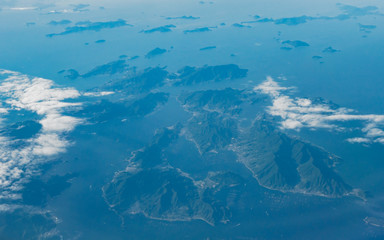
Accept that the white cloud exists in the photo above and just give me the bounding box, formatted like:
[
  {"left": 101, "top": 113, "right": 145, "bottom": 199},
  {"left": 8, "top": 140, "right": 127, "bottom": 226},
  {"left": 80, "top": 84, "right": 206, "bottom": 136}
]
[
  {"left": 32, "top": 133, "right": 68, "bottom": 156},
  {"left": 346, "top": 138, "right": 371, "bottom": 144},
  {"left": 0, "top": 76, "right": 80, "bottom": 115},
  {"left": 0, "top": 107, "right": 7, "bottom": 114},
  {"left": 8, "top": 7, "right": 37, "bottom": 11},
  {"left": 254, "top": 76, "right": 294, "bottom": 97},
  {"left": 255, "top": 76, "right": 384, "bottom": 144},
  {"left": 374, "top": 138, "right": 384, "bottom": 144},
  {"left": 40, "top": 114, "right": 81, "bottom": 132},
  {"left": 0, "top": 204, "right": 21, "bottom": 212},
  {"left": 83, "top": 91, "right": 115, "bottom": 97},
  {"left": 0, "top": 69, "right": 83, "bottom": 201}
]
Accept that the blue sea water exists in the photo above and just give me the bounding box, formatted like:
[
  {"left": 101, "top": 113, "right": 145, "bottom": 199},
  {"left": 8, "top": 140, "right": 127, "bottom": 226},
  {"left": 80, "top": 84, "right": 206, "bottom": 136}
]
[{"left": 1, "top": 0, "right": 384, "bottom": 239}]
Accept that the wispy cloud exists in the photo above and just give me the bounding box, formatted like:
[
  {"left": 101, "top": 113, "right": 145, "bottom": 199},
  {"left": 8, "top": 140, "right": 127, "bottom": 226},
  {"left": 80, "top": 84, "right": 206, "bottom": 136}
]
[
  {"left": 255, "top": 76, "right": 384, "bottom": 144},
  {"left": 0, "top": 69, "right": 82, "bottom": 200},
  {"left": 8, "top": 7, "right": 37, "bottom": 11},
  {"left": 83, "top": 91, "right": 115, "bottom": 97}
]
